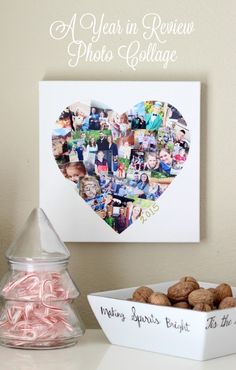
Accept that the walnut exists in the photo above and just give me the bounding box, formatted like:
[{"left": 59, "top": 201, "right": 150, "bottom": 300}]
[
  {"left": 173, "top": 301, "right": 191, "bottom": 309},
  {"left": 129, "top": 280, "right": 235, "bottom": 311},
  {"left": 132, "top": 296, "right": 146, "bottom": 303},
  {"left": 218, "top": 297, "right": 236, "bottom": 309},
  {"left": 148, "top": 292, "right": 171, "bottom": 306},
  {"left": 180, "top": 276, "right": 199, "bottom": 289},
  {"left": 167, "top": 281, "right": 198, "bottom": 302},
  {"left": 193, "top": 303, "right": 212, "bottom": 312},
  {"left": 215, "top": 283, "right": 233, "bottom": 305},
  {"left": 133, "top": 286, "right": 153, "bottom": 302},
  {"left": 207, "top": 288, "right": 219, "bottom": 309},
  {"left": 188, "top": 288, "right": 214, "bottom": 306}
]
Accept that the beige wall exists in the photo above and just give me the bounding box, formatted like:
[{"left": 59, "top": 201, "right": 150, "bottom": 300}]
[{"left": 0, "top": 0, "right": 236, "bottom": 328}]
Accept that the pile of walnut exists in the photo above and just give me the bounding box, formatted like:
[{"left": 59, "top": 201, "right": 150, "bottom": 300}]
[{"left": 130, "top": 277, "right": 236, "bottom": 311}]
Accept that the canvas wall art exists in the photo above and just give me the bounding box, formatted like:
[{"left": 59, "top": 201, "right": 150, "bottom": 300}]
[{"left": 39, "top": 81, "right": 200, "bottom": 242}]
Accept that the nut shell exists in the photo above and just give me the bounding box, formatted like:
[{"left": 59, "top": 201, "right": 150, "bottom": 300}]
[
  {"left": 188, "top": 288, "right": 214, "bottom": 306},
  {"left": 148, "top": 292, "right": 171, "bottom": 306},
  {"left": 180, "top": 276, "right": 199, "bottom": 289},
  {"left": 219, "top": 297, "right": 236, "bottom": 309},
  {"left": 193, "top": 303, "right": 212, "bottom": 312},
  {"left": 133, "top": 286, "right": 153, "bottom": 302},
  {"left": 207, "top": 288, "right": 218, "bottom": 305},
  {"left": 173, "top": 301, "right": 191, "bottom": 309},
  {"left": 215, "top": 283, "right": 232, "bottom": 305},
  {"left": 167, "top": 281, "right": 198, "bottom": 302},
  {"left": 132, "top": 296, "right": 147, "bottom": 303}
]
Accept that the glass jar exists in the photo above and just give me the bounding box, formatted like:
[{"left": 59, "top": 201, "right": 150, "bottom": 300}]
[{"left": 0, "top": 208, "right": 85, "bottom": 349}]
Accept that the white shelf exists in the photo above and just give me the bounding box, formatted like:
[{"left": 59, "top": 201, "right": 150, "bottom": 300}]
[{"left": 0, "top": 329, "right": 236, "bottom": 370}]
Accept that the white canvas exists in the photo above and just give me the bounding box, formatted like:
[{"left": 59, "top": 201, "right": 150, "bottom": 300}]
[{"left": 39, "top": 81, "right": 200, "bottom": 242}]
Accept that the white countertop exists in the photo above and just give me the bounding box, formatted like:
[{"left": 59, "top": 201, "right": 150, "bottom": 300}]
[{"left": 1, "top": 329, "right": 236, "bottom": 370}]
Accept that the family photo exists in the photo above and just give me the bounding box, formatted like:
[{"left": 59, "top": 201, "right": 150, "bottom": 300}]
[{"left": 52, "top": 99, "right": 190, "bottom": 233}]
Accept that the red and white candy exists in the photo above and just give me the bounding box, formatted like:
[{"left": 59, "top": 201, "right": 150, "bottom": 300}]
[{"left": 0, "top": 271, "right": 78, "bottom": 347}]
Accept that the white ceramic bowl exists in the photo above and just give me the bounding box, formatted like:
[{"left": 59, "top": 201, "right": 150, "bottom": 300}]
[{"left": 88, "top": 281, "right": 236, "bottom": 360}]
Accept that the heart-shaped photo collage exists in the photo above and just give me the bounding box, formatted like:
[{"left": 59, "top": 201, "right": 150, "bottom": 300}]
[{"left": 52, "top": 100, "right": 190, "bottom": 234}]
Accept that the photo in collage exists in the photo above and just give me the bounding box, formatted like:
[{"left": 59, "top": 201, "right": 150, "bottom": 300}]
[{"left": 52, "top": 99, "right": 190, "bottom": 234}]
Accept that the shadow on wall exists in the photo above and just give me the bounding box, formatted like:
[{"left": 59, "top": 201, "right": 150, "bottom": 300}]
[{"left": 200, "top": 82, "right": 207, "bottom": 241}]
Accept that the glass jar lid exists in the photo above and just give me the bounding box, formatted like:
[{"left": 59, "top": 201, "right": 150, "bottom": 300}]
[{"left": 6, "top": 208, "right": 70, "bottom": 263}]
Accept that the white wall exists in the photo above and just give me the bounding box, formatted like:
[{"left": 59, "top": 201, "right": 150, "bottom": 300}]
[{"left": 0, "top": 0, "right": 236, "bottom": 327}]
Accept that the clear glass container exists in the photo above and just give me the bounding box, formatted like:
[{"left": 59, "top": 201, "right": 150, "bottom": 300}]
[{"left": 0, "top": 208, "right": 85, "bottom": 349}]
